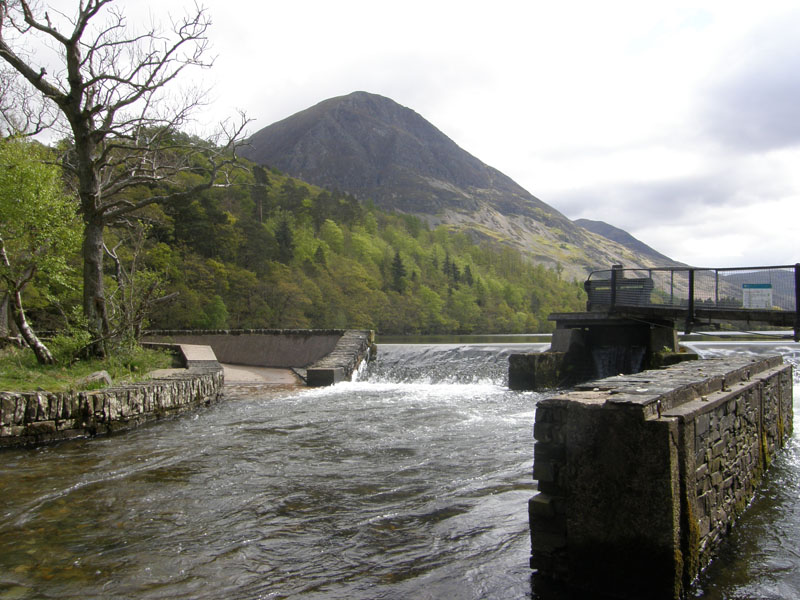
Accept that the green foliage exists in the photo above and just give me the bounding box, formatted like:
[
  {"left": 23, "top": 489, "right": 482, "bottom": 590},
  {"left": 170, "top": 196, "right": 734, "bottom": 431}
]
[
  {"left": 6, "top": 145, "right": 586, "bottom": 337},
  {"left": 0, "top": 138, "right": 80, "bottom": 292},
  {"left": 135, "top": 162, "right": 586, "bottom": 334},
  {"left": 391, "top": 250, "right": 407, "bottom": 293},
  {"left": 49, "top": 318, "right": 93, "bottom": 365}
]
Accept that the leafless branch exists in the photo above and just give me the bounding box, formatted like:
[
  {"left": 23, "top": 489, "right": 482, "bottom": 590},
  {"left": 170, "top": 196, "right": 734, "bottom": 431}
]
[
  {"left": 0, "top": 66, "right": 57, "bottom": 136},
  {"left": 0, "top": 0, "right": 250, "bottom": 350}
]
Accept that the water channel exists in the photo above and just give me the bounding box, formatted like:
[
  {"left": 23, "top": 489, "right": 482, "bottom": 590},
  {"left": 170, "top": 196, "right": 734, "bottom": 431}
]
[{"left": 1, "top": 337, "right": 799, "bottom": 599}]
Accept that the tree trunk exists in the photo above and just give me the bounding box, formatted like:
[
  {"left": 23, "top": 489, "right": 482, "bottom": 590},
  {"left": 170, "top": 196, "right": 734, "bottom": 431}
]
[
  {"left": 0, "top": 292, "right": 10, "bottom": 338},
  {"left": 82, "top": 218, "right": 109, "bottom": 357},
  {"left": 8, "top": 286, "right": 55, "bottom": 364}
]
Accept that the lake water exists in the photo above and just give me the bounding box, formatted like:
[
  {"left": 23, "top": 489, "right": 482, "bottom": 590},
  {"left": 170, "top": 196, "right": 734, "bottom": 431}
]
[{"left": 0, "top": 339, "right": 798, "bottom": 599}]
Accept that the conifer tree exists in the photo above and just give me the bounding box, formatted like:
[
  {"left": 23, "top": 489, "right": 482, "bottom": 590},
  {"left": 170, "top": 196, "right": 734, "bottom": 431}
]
[{"left": 391, "top": 250, "right": 406, "bottom": 293}]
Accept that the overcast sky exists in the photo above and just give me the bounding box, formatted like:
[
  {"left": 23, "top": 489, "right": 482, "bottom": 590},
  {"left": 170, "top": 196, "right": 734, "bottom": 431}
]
[{"left": 38, "top": 1, "right": 800, "bottom": 267}]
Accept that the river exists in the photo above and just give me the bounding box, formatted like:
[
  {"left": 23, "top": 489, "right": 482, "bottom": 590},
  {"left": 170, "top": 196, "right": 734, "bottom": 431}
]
[{"left": 0, "top": 338, "right": 798, "bottom": 599}]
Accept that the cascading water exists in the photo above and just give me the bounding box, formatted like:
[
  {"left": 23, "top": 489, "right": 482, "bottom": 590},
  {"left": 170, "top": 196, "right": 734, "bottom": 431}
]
[
  {"left": 590, "top": 344, "right": 647, "bottom": 379},
  {"left": 0, "top": 342, "right": 545, "bottom": 600},
  {"left": 361, "top": 343, "right": 545, "bottom": 385},
  {"left": 0, "top": 339, "right": 798, "bottom": 599}
]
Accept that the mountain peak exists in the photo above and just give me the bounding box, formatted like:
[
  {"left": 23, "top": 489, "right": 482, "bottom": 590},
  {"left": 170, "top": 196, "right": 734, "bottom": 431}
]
[
  {"left": 241, "top": 92, "right": 674, "bottom": 275},
  {"left": 242, "top": 91, "right": 559, "bottom": 218}
]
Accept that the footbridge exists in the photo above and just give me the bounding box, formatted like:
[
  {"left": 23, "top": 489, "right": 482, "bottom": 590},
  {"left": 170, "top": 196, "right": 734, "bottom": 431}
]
[
  {"left": 583, "top": 263, "right": 800, "bottom": 337},
  {"left": 510, "top": 263, "right": 799, "bottom": 390}
]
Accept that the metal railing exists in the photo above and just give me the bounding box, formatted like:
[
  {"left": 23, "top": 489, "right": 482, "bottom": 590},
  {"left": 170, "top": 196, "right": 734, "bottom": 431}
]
[{"left": 585, "top": 264, "right": 800, "bottom": 338}]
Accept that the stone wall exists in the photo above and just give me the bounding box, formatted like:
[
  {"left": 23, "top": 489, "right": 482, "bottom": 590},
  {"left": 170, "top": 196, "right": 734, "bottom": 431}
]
[
  {"left": 530, "top": 356, "right": 793, "bottom": 600},
  {"left": 0, "top": 345, "right": 223, "bottom": 449}
]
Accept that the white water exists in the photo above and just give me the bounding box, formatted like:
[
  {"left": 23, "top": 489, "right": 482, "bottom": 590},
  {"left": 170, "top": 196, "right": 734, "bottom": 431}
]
[{"left": 0, "top": 340, "right": 798, "bottom": 599}]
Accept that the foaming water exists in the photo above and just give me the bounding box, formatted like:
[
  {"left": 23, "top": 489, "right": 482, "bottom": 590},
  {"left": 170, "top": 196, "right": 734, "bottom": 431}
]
[
  {"left": 1, "top": 340, "right": 799, "bottom": 599},
  {"left": 0, "top": 343, "right": 543, "bottom": 600}
]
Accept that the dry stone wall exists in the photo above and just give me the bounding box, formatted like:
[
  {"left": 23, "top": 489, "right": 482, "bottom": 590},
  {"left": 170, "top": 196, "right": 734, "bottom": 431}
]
[{"left": 530, "top": 355, "right": 793, "bottom": 600}]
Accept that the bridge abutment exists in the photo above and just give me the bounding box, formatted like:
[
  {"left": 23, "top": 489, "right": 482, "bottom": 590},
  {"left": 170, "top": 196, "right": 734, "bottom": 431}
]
[{"left": 530, "top": 355, "right": 793, "bottom": 599}]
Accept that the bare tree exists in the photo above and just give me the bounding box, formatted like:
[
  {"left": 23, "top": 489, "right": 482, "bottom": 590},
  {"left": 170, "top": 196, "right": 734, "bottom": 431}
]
[
  {"left": 0, "top": 0, "right": 248, "bottom": 355},
  {"left": 0, "top": 65, "right": 57, "bottom": 136}
]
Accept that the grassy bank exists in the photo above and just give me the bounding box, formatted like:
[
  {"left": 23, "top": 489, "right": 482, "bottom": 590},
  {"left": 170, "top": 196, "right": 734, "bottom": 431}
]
[{"left": 0, "top": 344, "right": 176, "bottom": 393}]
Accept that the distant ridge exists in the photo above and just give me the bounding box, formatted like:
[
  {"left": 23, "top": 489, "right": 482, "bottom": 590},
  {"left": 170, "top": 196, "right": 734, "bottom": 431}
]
[
  {"left": 242, "top": 91, "right": 676, "bottom": 277},
  {"left": 575, "top": 219, "right": 680, "bottom": 266}
]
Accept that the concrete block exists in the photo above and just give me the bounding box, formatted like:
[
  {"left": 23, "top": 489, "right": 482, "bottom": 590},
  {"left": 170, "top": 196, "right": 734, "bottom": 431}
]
[
  {"left": 307, "top": 367, "right": 345, "bottom": 387},
  {"left": 533, "top": 459, "right": 557, "bottom": 482}
]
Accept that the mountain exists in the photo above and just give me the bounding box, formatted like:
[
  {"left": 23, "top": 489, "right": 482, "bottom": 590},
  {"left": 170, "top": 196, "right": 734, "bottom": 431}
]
[
  {"left": 242, "top": 91, "right": 673, "bottom": 279},
  {"left": 575, "top": 218, "right": 680, "bottom": 266}
]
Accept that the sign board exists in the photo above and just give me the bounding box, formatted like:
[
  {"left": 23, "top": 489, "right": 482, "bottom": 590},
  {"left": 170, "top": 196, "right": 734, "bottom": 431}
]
[{"left": 742, "top": 283, "right": 772, "bottom": 309}]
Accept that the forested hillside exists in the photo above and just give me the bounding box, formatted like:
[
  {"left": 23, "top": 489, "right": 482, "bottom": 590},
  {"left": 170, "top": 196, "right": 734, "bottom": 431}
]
[
  {"left": 242, "top": 92, "right": 671, "bottom": 280},
  {"left": 107, "top": 163, "right": 586, "bottom": 334}
]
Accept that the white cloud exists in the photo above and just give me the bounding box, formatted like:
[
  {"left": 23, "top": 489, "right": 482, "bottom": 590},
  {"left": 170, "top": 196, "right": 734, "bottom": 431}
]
[{"left": 32, "top": 0, "right": 800, "bottom": 268}]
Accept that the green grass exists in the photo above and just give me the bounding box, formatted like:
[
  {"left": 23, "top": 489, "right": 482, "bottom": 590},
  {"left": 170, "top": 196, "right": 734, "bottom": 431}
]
[{"left": 0, "top": 344, "right": 176, "bottom": 393}]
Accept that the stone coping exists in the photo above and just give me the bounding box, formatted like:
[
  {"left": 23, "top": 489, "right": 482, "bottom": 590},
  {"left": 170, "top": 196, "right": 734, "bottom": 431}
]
[{"left": 553, "top": 355, "right": 784, "bottom": 416}]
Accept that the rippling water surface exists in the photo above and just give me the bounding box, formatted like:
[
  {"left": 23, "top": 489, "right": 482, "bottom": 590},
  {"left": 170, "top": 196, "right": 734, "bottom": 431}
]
[
  {"left": 1, "top": 340, "right": 799, "bottom": 599},
  {"left": 686, "top": 342, "right": 800, "bottom": 600},
  {"left": 0, "top": 343, "right": 546, "bottom": 599}
]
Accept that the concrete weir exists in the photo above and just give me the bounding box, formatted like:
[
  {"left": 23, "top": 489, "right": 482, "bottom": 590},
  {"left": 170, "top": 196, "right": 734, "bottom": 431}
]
[
  {"left": 530, "top": 355, "right": 794, "bottom": 599},
  {"left": 2, "top": 330, "right": 375, "bottom": 448},
  {"left": 144, "top": 329, "right": 375, "bottom": 386}
]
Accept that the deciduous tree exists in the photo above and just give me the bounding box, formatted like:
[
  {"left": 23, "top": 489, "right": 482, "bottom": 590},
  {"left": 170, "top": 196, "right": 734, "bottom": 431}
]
[
  {"left": 0, "top": 0, "right": 248, "bottom": 354},
  {"left": 0, "top": 137, "right": 79, "bottom": 363}
]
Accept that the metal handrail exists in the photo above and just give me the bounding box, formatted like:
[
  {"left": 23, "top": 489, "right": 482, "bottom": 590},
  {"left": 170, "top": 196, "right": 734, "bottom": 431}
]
[{"left": 584, "top": 263, "right": 800, "bottom": 340}]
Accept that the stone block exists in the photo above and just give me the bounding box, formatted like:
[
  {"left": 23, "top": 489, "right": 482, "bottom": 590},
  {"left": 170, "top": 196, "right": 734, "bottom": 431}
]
[
  {"left": 533, "top": 459, "right": 557, "bottom": 483},
  {"left": 56, "top": 419, "right": 79, "bottom": 431},
  {"left": 695, "top": 413, "right": 710, "bottom": 436},
  {"left": 26, "top": 420, "right": 57, "bottom": 435},
  {"left": 529, "top": 356, "right": 792, "bottom": 600},
  {"left": 509, "top": 352, "right": 568, "bottom": 390},
  {"left": 530, "top": 529, "right": 567, "bottom": 552},
  {"left": 1, "top": 395, "right": 16, "bottom": 426},
  {"left": 306, "top": 367, "right": 345, "bottom": 387},
  {"left": 550, "top": 329, "right": 580, "bottom": 353},
  {"left": 698, "top": 516, "right": 710, "bottom": 538},
  {"left": 529, "top": 493, "right": 557, "bottom": 518},
  {"left": 712, "top": 439, "right": 726, "bottom": 458}
]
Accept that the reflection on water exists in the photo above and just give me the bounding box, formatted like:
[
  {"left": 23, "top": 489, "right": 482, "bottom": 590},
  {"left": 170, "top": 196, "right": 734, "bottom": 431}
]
[{"left": 0, "top": 339, "right": 798, "bottom": 599}]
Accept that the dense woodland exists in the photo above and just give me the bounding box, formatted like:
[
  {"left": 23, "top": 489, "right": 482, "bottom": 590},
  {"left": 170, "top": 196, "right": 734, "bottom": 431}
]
[
  {"left": 0, "top": 1, "right": 586, "bottom": 366},
  {"left": 110, "top": 163, "right": 586, "bottom": 334},
  {"left": 16, "top": 155, "right": 585, "bottom": 336}
]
